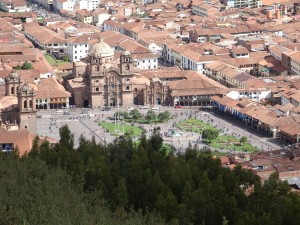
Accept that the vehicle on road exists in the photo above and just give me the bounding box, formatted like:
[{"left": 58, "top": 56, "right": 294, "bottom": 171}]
[
  {"left": 128, "top": 107, "right": 135, "bottom": 111},
  {"left": 151, "top": 107, "right": 159, "bottom": 110},
  {"left": 63, "top": 111, "right": 71, "bottom": 115},
  {"left": 175, "top": 105, "right": 183, "bottom": 108},
  {"left": 102, "top": 107, "right": 111, "bottom": 111},
  {"left": 55, "top": 109, "right": 63, "bottom": 113},
  {"left": 139, "top": 105, "right": 149, "bottom": 109}
]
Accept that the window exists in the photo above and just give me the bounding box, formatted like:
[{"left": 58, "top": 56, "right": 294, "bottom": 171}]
[
  {"left": 75, "top": 51, "right": 77, "bottom": 54},
  {"left": 126, "top": 86, "right": 130, "bottom": 90},
  {"left": 75, "top": 56, "right": 77, "bottom": 59},
  {"left": 75, "top": 45, "right": 77, "bottom": 48},
  {"left": 154, "top": 59, "right": 156, "bottom": 62},
  {"left": 96, "top": 87, "right": 99, "bottom": 92},
  {"left": 143, "top": 60, "right": 145, "bottom": 63},
  {"left": 95, "top": 80, "right": 99, "bottom": 83}
]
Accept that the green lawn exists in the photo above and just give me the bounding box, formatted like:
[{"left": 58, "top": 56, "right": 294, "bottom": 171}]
[
  {"left": 209, "top": 135, "right": 259, "bottom": 153},
  {"left": 177, "top": 119, "right": 259, "bottom": 153},
  {"left": 98, "top": 122, "right": 143, "bottom": 137},
  {"left": 44, "top": 54, "right": 70, "bottom": 66},
  {"left": 176, "top": 119, "right": 215, "bottom": 132},
  {"left": 45, "top": 54, "right": 57, "bottom": 66}
]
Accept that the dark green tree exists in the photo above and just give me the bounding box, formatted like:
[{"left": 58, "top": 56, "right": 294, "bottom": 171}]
[
  {"left": 146, "top": 110, "right": 156, "bottom": 122},
  {"left": 202, "top": 128, "right": 219, "bottom": 143},
  {"left": 129, "top": 109, "right": 142, "bottom": 120},
  {"left": 240, "top": 136, "right": 248, "bottom": 145},
  {"left": 21, "top": 62, "right": 33, "bottom": 70},
  {"left": 157, "top": 111, "right": 171, "bottom": 122}
]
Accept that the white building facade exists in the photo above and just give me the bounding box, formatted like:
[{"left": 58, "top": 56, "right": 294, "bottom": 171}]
[{"left": 79, "top": 0, "right": 101, "bottom": 10}]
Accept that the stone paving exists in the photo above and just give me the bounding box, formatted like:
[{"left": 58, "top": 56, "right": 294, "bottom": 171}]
[{"left": 37, "top": 107, "right": 282, "bottom": 153}]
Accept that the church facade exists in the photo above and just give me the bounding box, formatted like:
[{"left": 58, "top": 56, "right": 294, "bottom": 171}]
[
  {"left": 66, "top": 38, "right": 228, "bottom": 108},
  {"left": 68, "top": 38, "right": 134, "bottom": 108},
  {"left": 0, "top": 70, "right": 37, "bottom": 134}
]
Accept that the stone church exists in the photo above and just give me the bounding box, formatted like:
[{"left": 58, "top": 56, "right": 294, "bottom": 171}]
[
  {"left": 66, "top": 38, "right": 227, "bottom": 108},
  {"left": 67, "top": 38, "right": 134, "bottom": 108},
  {"left": 0, "top": 70, "right": 37, "bottom": 134}
]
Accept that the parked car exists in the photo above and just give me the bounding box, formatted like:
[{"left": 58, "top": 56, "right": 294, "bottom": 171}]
[
  {"left": 128, "top": 107, "right": 135, "bottom": 111},
  {"left": 102, "top": 107, "right": 111, "bottom": 111},
  {"left": 151, "top": 107, "right": 159, "bottom": 110},
  {"left": 63, "top": 111, "right": 71, "bottom": 115},
  {"left": 139, "top": 105, "right": 149, "bottom": 109},
  {"left": 175, "top": 105, "right": 183, "bottom": 108}
]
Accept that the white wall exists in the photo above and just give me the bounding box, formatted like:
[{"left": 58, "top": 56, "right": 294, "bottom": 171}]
[
  {"left": 136, "top": 58, "right": 158, "bottom": 69},
  {"left": 79, "top": 0, "right": 101, "bottom": 10},
  {"left": 226, "top": 90, "right": 271, "bottom": 101},
  {"left": 67, "top": 43, "right": 89, "bottom": 62}
]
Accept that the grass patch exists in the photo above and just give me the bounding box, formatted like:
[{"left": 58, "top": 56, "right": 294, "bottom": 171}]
[
  {"left": 209, "top": 135, "right": 259, "bottom": 153},
  {"left": 176, "top": 119, "right": 215, "bottom": 132},
  {"left": 45, "top": 54, "right": 71, "bottom": 66},
  {"left": 177, "top": 119, "right": 259, "bottom": 153},
  {"left": 99, "top": 122, "right": 142, "bottom": 137}
]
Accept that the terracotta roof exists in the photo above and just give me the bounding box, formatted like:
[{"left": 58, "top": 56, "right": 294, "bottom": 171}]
[
  {"left": 0, "top": 129, "right": 36, "bottom": 156},
  {"left": 35, "top": 77, "right": 71, "bottom": 99}
]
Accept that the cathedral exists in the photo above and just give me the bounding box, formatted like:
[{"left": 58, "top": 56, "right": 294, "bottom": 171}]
[
  {"left": 67, "top": 38, "right": 134, "bottom": 108},
  {"left": 66, "top": 38, "right": 227, "bottom": 108}
]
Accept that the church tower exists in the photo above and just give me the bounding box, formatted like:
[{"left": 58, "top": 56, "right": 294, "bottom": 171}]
[
  {"left": 5, "top": 70, "right": 22, "bottom": 96},
  {"left": 18, "top": 83, "right": 37, "bottom": 133},
  {"left": 120, "top": 51, "right": 134, "bottom": 106},
  {"left": 87, "top": 37, "right": 115, "bottom": 108}
]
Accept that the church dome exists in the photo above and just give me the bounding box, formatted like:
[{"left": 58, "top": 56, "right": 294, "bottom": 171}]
[{"left": 88, "top": 37, "right": 114, "bottom": 58}]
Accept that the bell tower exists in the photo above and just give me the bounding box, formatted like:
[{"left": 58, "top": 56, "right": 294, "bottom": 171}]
[
  {"left": 120, "top": 51, "right": 134, "bottom": 106},
  {"left": 18, "top": 83, "right": 37, "bottom": 134},
  {"left": 5, "top": 70, "right": 22, "bottom": 96},
  {"left": 120, "top": 50, "right": 134, "bottom": 75}
]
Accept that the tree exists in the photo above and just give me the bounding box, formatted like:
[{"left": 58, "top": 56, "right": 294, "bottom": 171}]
[
  {"left": 114, "top": 111, "right": 129, "bottom": 119},
  {"left": 63, "top": 55, "right": 69, "bottom": 62},
  {"left": 240, "top": 136, "right": 248, "bottom": 145},
  {"left": 157, "top": 111, "right": 171, "bottom": 122},
  {"left": 58, "top": 125, "right": 74, "bottom": 150},
  {"left": 21, "top": 62, "right": 33, "bottom": 70},
  {"left": 14, "top": 65, "right": 21, "bottom": 70},
  {"left": 145, "top": 110, "right": 156, "bottom": 122},
  {"left": 129, "top": 109, "right": 142, "bottom": 120},
  {"left": 202, "top": 128, "right": 219, "bottom": 143}
]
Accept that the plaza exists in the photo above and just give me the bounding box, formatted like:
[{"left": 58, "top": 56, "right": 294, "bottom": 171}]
[{"left": 36, "top": 106, "right": 281, "bottom": 153}]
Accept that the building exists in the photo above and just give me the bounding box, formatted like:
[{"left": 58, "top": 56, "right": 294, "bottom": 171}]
[
  {"left": 1, "top": 70, "right": 37, "bottom": 134},
  {"left": 224, "top": 0, "right": 262, "bottom": 8},
  {"left": 0, "top": 0, "right": 29, "bottom": 12},
  {"left": 53, "top": 0, "right": 75, "bottom": 12},
  {"left": 66, "top": 35, "right": 98, "bottom": 62},
  {"left": 289, "top": 52, "right": 300, "bottom": 75},
  {"left": 66, "top": 38, "right": 134, "bottom": 108},
  {"left": 78, "top": 0, "right": 101, "bottom": 11},
  {"left": 191, "top": 2, "right": 219, "bottom": 17}
]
